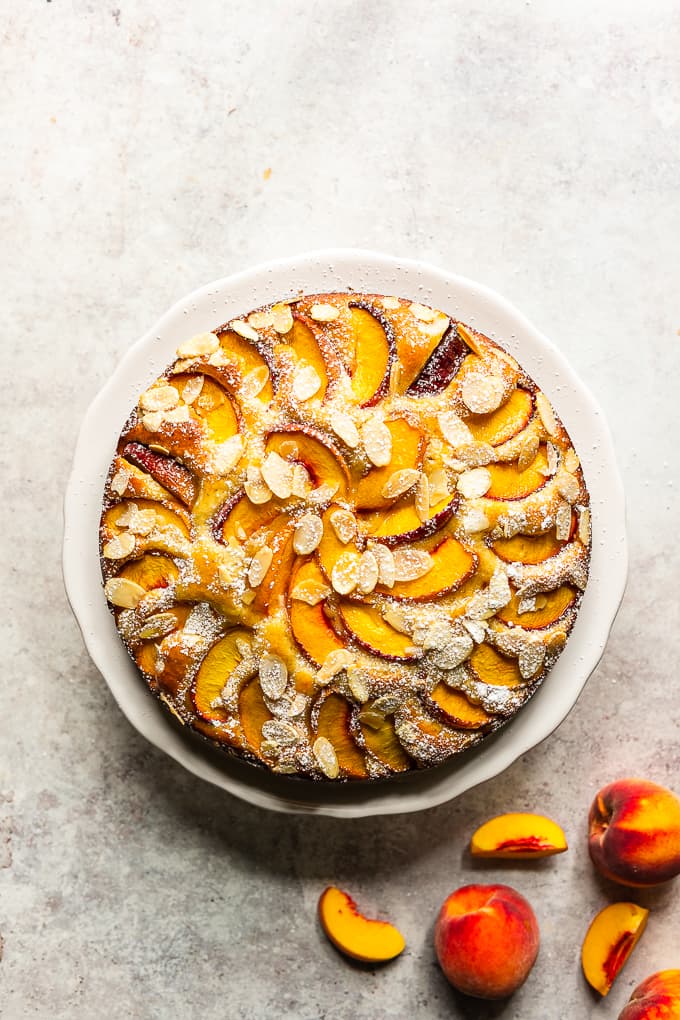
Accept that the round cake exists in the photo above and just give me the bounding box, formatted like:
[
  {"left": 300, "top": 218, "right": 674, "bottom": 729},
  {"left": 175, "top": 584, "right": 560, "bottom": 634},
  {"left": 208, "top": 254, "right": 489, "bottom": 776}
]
[{"left": 100, "top": 293, "right": 591, "bottom": 781}]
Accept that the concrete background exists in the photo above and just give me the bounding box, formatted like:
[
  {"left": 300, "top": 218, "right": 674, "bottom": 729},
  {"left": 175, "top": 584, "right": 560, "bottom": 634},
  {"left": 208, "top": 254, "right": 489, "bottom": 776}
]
[{"left": 2, "top": 1, "right": 679, "bottom": 1017}]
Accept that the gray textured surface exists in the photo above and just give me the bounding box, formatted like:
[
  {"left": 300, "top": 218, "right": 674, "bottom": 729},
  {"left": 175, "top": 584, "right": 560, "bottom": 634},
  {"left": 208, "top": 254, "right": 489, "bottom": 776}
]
[{"left": 2, "top": 2, "right": 680, "bottom": 1017}]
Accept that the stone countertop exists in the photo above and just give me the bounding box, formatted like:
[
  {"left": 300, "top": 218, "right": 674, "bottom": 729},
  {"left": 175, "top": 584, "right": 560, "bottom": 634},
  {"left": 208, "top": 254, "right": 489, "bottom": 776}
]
[{"left": 3, "top": 2, "right": 679, "bottom": 1017}]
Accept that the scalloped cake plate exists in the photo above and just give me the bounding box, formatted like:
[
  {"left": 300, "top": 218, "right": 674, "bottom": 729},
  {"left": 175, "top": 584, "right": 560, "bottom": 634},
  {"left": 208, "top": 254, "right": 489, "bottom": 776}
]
[{"left": 63, "top": 250, "right": 627, "bottom": 817}]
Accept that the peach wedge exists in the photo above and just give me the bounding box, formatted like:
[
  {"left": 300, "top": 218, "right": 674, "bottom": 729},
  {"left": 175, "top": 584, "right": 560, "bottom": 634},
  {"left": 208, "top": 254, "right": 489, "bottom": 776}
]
[
  {"left": 318, "top": 886, "right": 405, "bottom": 963},
  {"left": 581, "top": 902, "right": 649, "bottom": 996},
  {"left": 470, "top": 813, "right": 568, "bottom": 859}
]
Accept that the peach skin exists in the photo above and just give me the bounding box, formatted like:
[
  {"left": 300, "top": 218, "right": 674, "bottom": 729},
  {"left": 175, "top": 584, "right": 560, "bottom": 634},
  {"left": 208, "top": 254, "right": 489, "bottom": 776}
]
[
  {"left": 434, "top": 883, "right": 539, "bottom": 999},
  {"left": 618, "top": 970, "right": 680, "bottom": 1020},
  {"left": 581, "top": 902, "right": 649, "bottom": 996},
  {"left": 470, "top": 812, "right": 568, "bottom": 859},
  {"left": 318, "top": 886, "right": 405, "bottom": 963},
  {"left": 589, "top": 778, "right": 680, "bottom": 887}
]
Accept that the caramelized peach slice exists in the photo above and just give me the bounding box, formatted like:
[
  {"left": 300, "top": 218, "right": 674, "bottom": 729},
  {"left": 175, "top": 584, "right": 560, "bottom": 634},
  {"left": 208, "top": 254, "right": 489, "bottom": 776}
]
[
  {"left": 250, "top": 517, "right": 296, "bottom": 615},
  {"left": 470, "top": 813, "right": 568, "bottom": 859},
  {"left": 289, "top": 315, "right": 332, "bottom": 400},
  {"left": 359, "top": 712, "right": 412, "bottom": 773},
  {"left": 468, "top": 644, "right": 524, "bottom": 687},
  {"left": 339, "top": 603, "right": 419, "bottom": 661},
  {"left": 289, "top": 561, "right": 345, "bottom": 666},
  {"left": 122, "top": 442, "right": 197, "bottom": 507},
  {"left": 492, "top": 528, "right": 567, "bottom": 565},
  {"left": 355, "top": 417, "right": 426, "bottom": 511},
  {"left": 238, "top": 674, "right": 273, "bottom": 752},
  {"left": 497, "top": 586, "right": 577, "bottom": 629},
  {"left": 192, "top": 627, "right": 253, "bottom": 722},
  {"left": 135, "top": 604, "right": 192, "bottom": 676},
  {"left": 184, "top": 375, "right": 240, "bottom": 443},
  {"left": 315, "top": 693, "right": 367, "bottom": 779},
  {"left": 467, "top": 388, "right": 534, "bottom": 446},
  {"left": 406, "top": 323, "right": 471, "bottom": 397},
  {"left": 216, "top": 328, "right": 275, "bottom": 401},
  {"left": 378, "top": 536, "right": 476, "bottom": 602},
  {"left": 394, "top": 311, "right": 450, "bottom": 393},
  {"left": 117, "top": 553, "right": 179, "bottom": 591},
  {"left": 429, "top": 685, "right": 495, "bottom": 729},
  {"left": 266, "top": 427, "right": 350, "bottom": 500},
  {"left": 104, "top": 499, "right": 190, "bottom": 539},
  {"left": 213, "top": 489, "right": 283, "bottom": 545},
  {"left": 318, "top": 886, "right": 405, "bottom": 963},
  {"left": 484, "top": 446, "right": 550, "bottom": 501},
  {"left": 348, "top": 304, "right": 394, "bottom": 406},
  {"left": 316, "top": 506, "right": 360, "bottom": 583},
  {"left": 368, "top": 494, "right": 457, "bottom": 547},
  {"left": 581, "top": 903, "right": 649, "bottom": 996}
]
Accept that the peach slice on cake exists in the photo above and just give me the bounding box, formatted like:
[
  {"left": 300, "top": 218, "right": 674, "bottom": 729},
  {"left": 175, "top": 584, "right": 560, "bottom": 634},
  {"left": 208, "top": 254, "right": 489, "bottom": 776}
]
[
  {"left": 496, "top": 586, "right": 577, "bottom": 629},
  {"left": 134, "top": 604, "right": 193, "bottom": 677},
  {"left": 288, "top": 314, "right": 343, "bottom": 401},
  {"left": 212, "top": 489, "right": 284, "bottom": 545},
  {"left": 468, "top": 644, "right": 524, "bottom": 687},
  {"left": 122, "top": 442, "right": 197, "bottom": 507},
  {"left": 406, "top": 322, "right": 471, "bottom": 397},
  {"left": 288, "top": 560, "right": 345, "bottom": 666},
  {"left": 103, "top": 498, "right": 190, "bottom": 541},
  {"left": 470, "top": 813, "right": 568, "bottom": 859},
  {"left": 117, "top": 552, "right": 179, "bottom": 592},
  {"left": 318, "top": 886, "right": 405, "bottom": 963},
  {"left": 339, "top": 602, "right": 420, "bottom": 661},
  {"left": 484, "top": 446, "right": 550, "bottom": 501},
  {"left": 492, "top": 527, "right": 570, "bottom": 565},
  {"left": 428, "top": 685, "right": 495, "bottom": 730},
  {"left": 238, "top": 674, "right": 273, "bottom": 752},
  {"left": 250, "top": 517, "right": 297, "bottom": 615},
  {"left": 467, "top": 388, "right": 534, "bottom": 446},
  {"left": 377, "top": 536, "right": 476, "bottom": 602},
  {"left": 366, "top": 494, "right": 458, "bottom": 547},
  {"left": 355, "top": 417, "right": 426, "bottom": 510},
  {"left": 314, "top": 692, "right": 367, "bottom": 779},
  {"left": 394, "top": 309, "right": 450, "bottom": 393},
  {"left": 348, "top": 303, "right": 394, "bottom": 406},
  {"left": 266, "top": 427, "right": 350, "bottom": 501},
  {"left": 215, "top": 326, "right": 276, "bottom": 401},
  {"left": 359, "top": 708, "right": 412, "bottom": 773},
  {"left": 192, "top": 627, "right": 253, "bottom": 722},
  {"left": 581, "top": 902, "right": 649, "bottom": 996}
]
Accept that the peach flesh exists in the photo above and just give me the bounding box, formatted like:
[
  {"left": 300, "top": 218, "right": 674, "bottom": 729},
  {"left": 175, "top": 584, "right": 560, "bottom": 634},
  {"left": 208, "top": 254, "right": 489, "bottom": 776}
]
[{"left": 434, "top": 883, "right": 539, "bottom": 999}]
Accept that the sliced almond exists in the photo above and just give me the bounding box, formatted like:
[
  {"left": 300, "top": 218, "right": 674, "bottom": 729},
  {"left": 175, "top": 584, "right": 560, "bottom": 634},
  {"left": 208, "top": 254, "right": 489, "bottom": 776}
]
[
  {"left": 117, "top": 504, "right": 157, "bottom": 536},
  {"left": 137, "top": 613, "right": 178, "bottom": 641},
  {"left": 409, "top": 302, "right": 437, "bottom": 322},
  {"left": 241, "top": 365, "right": 270, "bottom": 399},
  {"left": 141, "top": 411, "right": 164, "bottom": 432},
  {"left": 517, "top": 597, "right": 537, "bottom": 615},
  {"left": 293, "top": 513, "right": 323, "bottom": 555},
  {"left": 261, "top": 720, "right": 299, "bottom": 747},
  {"left": 164, "top": 404, "right": 191, "bottom": 425},
  {"left": 177, "top": 332, "right": 219, "bottom": 358},
  {"left": 329, "top": 509, "right": 356, "bottom": 545},
  {"left": 460, "top": 507, "right": 490, "bottom": 534},
  {"left": 381, "top": 296, "right": 401, "bottom": 310},
  {"left": 438, "top": 411, "right": 474, "bottom": 448},
  {"left": 231, "top": 319, "right": 259, "bottom": 341},
  {"left": 381, "top": 604, "right": 411, "bottom": 634},
  {"left": 518, "top": 643, "right": 546, "bottom": 680},
  {"left": 427, "top": 467, "right": 450, "bottom": 506},
  {"left": 461, "top": 373, "right": 506, "bottom": 414},
  {"left": 415, "top": 473, "right": 430, "bottom": 523},
  {"left": 487, "top": 567, "right": 512, "bottom": 610},
  {"left": 103, "top": 532, "right": 135, "bottom": 559},
  {"left": 539, "top": 441, "right": 559, "bottom": 477},
  {"left": 181, "top": 375, "right": 204, "bottom": 405},
  {"left": 578, "top": 507, "right": 591, "bottom": 546},
  {"left": 517, "top": 433, "right": 540, "bottom": 471},
  {"left": 536, "top": 392, "right": 559, "bottom": 436},
  {"left": 558, "top": 473, "right": 580, "bottom": 504},
  {"left": 218, "top": 549, "right": 243, "bottom": 588},
  {"left": 291, "top": 462, "right": 312, "bottom": 498},
  {"left": 309, "top": 303, "right": 339, "bottom": 323},
  {"left": 307, "top": 481, "right": 340, "bottom": 505},
  {"left": 210, "top": 434, "right": 244, "bottom": 475},
  {"left": 248, "top": 545, "right": 273, "bottom": 587},
  {"left": 346, "top": 668, "right": 370, "bottom": 703},
  {"left": 329, "top": 409, "right": 360, "bottom": 448},
  {"left": 361, "top": 417, "right": 392, "bottom": 467},
  {"left": 555, "top": 500, "right": 572, "bottom": 541},
  {"left": 104, "top": 576, "right": 146, "bottom": 609},
  {"left": 457, "top": 467, "right": 491, "bottom": 499},
  {"left": 248, "top": 310, "right": 274, "bottom": 329},
  {"left": 244, "top": 464, "right": 273, "bottom": 505},
  {"left": 312, "top": 736, "right": 339, "bottom": 778},
  {"left": 290, "top": 578, "right": 331, "bottom": 606},
  {"left": 366, "top": 544, "right": 392, "bottom": 589},
  {"left": 357, "top": 550, "right": 379, "bottom": 594},
  {"left": 331, "top": 552, "right": 360, "bottom": 595},
  {"left": 261, "top": 451, "right": 293, "bottom": 499},
  {"left": 292, "top": 362, "right": 322, "bottom": 402},
  {"left": 392, "top": 548, "right": 432, "bottom": 581},
  {"left": 271, "top": 303, "right": 294, "bottom": 334},
  {"left": 461, "top": 618, "right": 487, "bottom": 644},
  {"left": 140, "top": 385, "right": 179, "bottom": 413},
  {"left": 381, "top": 468, "right": 420, "bottom": 500},
  {"left": 564, "top": 448, "right": 580, "bottom": 473},
  {"left": 429, "top": 629, "right": 473, "bottom": 670},
  {"left": 110, "top": 468, "right": 130, "bottom": 496},
  {"left": 259, "top": 654, "right": 288, "bottom": 700},
  {"left": 208, "top": 349, "right": 230, "bottom": 367},
  {"left": 317, "top": 649, "right": 354, "bottom": 686}
]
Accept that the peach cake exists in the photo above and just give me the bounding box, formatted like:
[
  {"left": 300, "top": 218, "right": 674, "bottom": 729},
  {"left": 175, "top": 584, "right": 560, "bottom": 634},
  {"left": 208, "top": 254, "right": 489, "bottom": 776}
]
[{"left": 99, "top": 293, "right": 590, "bottom": 781}]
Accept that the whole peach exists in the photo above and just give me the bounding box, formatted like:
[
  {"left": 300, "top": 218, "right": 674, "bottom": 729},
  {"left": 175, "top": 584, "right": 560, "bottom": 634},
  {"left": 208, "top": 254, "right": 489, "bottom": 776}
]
[
  {"left": 589, "top": 778, "right": 680, "bottom": 887},
  {"left": 618, "top": 969, "right": 680, "bottom": 1019},
  {"left": 434, "top": 883, "right": 539, "bottom": 999}
]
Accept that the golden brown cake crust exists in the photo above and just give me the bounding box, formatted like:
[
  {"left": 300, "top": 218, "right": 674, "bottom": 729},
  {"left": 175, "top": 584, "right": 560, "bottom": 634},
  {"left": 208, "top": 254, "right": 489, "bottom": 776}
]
[{"left": 99, "top": 293, "right": 591, "bottom": 781}]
